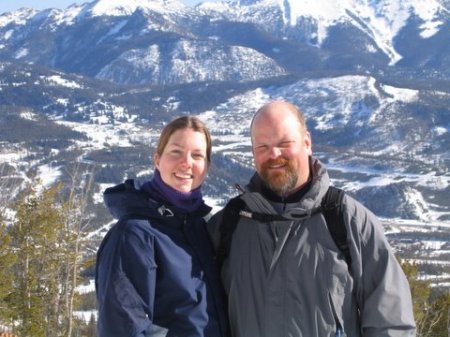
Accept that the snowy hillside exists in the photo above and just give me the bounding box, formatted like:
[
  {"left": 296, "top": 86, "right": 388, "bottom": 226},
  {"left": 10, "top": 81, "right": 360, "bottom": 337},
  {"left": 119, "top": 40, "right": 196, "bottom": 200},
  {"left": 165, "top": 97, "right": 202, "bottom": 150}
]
[{"left": 0, "top": 0, "right": 449, "bottom": 288}]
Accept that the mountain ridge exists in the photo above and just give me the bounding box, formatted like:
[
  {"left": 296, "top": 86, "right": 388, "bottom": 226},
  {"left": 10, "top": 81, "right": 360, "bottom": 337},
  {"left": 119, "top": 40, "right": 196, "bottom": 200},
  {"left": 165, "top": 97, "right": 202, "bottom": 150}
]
[
  {"left": 1, "top": 0, "right": 449, "bottom": 86},
  {"left": 0, "top": 0, "right": 449, "bottom": 234}
]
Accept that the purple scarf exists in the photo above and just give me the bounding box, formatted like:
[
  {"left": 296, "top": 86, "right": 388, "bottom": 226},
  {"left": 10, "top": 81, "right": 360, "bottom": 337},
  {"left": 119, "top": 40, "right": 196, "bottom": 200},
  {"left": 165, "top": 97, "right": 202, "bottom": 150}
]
[{"left": 142, "top": 170, "right": 205, "bottom": 213}]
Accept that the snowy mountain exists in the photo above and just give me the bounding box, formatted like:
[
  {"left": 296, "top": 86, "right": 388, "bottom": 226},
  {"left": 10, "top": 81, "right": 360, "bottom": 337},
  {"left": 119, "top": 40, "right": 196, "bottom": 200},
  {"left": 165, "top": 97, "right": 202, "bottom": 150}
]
[
  {"left": 225, "top": 0, "right": 448, "bottom": 57},
  {"left": 0, "top": 0, "right": 449, "bottom": 85},
  {"left": 0, "top": 0, "right": 450, "bottom": 287}
]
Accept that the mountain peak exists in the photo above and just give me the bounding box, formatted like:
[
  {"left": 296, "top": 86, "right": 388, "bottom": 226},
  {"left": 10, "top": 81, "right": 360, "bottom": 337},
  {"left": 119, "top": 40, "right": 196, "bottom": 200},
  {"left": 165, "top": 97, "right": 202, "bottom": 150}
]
[
  {"left": 231, "top": 0, "right": 446, "bottom": 65},
  {"left": 86, "top": 0, "right": 185, "bottom": 17},
  {"left": 235, "top": 0, "right": 446, "bottom": 28}
]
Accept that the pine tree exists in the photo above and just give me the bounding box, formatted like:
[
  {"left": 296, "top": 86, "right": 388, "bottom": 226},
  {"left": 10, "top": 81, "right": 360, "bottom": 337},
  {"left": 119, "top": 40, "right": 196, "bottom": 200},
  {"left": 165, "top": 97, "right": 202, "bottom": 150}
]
[
  {"left": 402, "top": 260, "right": 431, "bottom": 324},
  {"left": 423, "top": 293, "right": 450, "bottom": 337},
  {"left": 0, "top": 216, "right": 16, "bottom": 329},
  {"left": 402, "top": 259, "right": 450, "bottom": 337},
  {"left": 2, "top": 166, "right": 95, "bottom": 337},
  {"left": 61, "top": 166, "right": 95, "bottom": 337},
  {"left": 8, "top": 185, "right": 66, "bottom": 337}
]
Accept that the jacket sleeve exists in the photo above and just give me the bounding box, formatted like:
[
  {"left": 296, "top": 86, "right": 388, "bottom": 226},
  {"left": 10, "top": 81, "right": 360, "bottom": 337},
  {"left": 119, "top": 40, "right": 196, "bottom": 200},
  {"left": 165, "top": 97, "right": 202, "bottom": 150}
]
[
  {"left": 345, "top": 196, "right": 416, "bottom": 337},
  {"left": 97, "top": 220, "right": 157, "bottom": 337}
]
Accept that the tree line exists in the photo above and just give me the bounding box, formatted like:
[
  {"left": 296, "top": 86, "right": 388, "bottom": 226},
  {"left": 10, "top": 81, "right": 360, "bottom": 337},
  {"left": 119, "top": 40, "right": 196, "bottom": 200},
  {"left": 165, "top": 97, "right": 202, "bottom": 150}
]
[{"left": 0, "top": 170, "right": 96, "bottom": 337}]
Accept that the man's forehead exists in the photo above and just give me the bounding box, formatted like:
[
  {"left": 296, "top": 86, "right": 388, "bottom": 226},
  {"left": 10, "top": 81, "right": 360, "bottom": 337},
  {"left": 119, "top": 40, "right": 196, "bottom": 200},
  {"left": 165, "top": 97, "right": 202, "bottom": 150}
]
[{"left": 252, "top": 111, "right": 300, "bottom": 132}]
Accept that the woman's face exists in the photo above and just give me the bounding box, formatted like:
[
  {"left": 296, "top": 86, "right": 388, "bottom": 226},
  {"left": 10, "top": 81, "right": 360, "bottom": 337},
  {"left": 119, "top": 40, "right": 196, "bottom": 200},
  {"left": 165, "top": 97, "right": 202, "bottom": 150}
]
[{"left": 154, "top": 128, "right": 209, "bottom": 193}]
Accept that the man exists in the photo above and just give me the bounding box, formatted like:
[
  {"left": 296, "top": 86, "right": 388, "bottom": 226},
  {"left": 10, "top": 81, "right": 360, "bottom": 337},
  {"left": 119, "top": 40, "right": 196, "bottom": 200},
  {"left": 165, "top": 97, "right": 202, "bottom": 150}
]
[{"left": 211, "top": 101, "right": 416, "bottom": 337}]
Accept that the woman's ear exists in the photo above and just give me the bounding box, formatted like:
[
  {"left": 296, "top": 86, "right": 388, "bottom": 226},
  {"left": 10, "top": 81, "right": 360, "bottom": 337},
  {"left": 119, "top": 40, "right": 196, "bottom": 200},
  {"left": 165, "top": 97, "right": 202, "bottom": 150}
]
[{"left": 154, "top": 153, "right": 160, "bottom": 170}]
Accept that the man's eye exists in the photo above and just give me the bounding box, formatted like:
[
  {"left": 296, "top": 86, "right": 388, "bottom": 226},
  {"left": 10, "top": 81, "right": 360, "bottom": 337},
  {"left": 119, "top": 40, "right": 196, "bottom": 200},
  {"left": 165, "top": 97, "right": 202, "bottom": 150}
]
[
  {"left": 255, "top": 145, "right": 268, "bottom": 151},
  {"left": 279, "top": 141, "right": 294, "bottom": 148}
]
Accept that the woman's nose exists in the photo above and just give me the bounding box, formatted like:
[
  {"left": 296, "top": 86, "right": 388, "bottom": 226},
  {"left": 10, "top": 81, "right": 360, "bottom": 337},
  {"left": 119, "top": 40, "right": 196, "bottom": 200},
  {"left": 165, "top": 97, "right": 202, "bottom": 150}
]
[{"left": 180, "top": 153, "right": 193, "bottom": 166}]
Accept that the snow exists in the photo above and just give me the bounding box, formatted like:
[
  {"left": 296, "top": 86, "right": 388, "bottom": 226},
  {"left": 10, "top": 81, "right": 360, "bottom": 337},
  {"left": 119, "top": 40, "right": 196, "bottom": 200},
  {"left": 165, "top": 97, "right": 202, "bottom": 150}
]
[
  {"left": 51, "top": 5, "right": 84, "bottom": 26},
  {"left": 45, "top": 75, "right": 83, "bottom": 89},
  {"left": 19, "top": 111, "right": 38, "bottom": 121},
  {"left": 411, "top": 0, "right": 449, "bottom": 38},
  {"left": 97, "top": 40, "right": 286, "bottom": 85},
  {"left": 92, "top": 183, "right": 111, "bottom": 204},
  {"left": 276, "top": 0, "right": 343, "bottom": 27},
  {"left": 232, "top": 0, "right": 445, "bottom": 64},
  {"left": 419, "top": 20, "right": 444, "bottom": 39},
  {"left": 36, "top": 164, "right": 62, "bottom": 193},
  {"left": 15, "top": 48, "right": 29, "bottom": 59},
  {"left": 74, "top": 310, "right": 97, "bottom": 323},
  {"left": 76, "top": 279, "right": 95, "bottom": 294},
  {"left": 416, "top": 172, "right": 450, "bottom": 190},
  {"left": 1, "top": 30, "right": 13, "bottom": 41},
  {"left": 380, "top": 84, "right": 419, "bottom": 102},
  {"left": 422, "top": 240, "right": 449, "bottom": 250},
  {"left": 58, "top": 121, "right": 135, "bottom": 149},
  {"left": 197, "top": 0, "right": 235, "bottom": 12},
  {"left": 0, "top": 8, "right": 37, "bottom": 27},
  {"left": 56, "top": 98, "right": 70, "bottom": 106},
  {"left": 204, "top": 196, "right": 223, "bottom": 214},
  {"left": 0, "top": 150, "right": 26, "bottom": 164},
  {"left": 88, "top": 0, "right": 186, "bottom": 17},
  {"left": 269, "top": 75, "right": 378, "bottom": 130},
  {"left": 434, "top": 126, "right": 447, "bottom": 136}
]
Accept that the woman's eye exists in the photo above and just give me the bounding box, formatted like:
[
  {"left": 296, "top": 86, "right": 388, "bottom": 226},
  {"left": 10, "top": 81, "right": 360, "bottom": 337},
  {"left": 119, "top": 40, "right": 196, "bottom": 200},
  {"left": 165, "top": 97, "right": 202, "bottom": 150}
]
[{"left": 170, "top": 150, "right": 182, "bottom": 156}]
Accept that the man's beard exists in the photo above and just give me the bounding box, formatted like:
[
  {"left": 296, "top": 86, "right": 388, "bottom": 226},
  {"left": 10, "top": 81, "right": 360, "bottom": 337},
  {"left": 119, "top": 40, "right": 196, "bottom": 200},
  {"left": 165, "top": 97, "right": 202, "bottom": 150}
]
[{"left": 260, "top": 158, "right": 298, "bottom": 197}]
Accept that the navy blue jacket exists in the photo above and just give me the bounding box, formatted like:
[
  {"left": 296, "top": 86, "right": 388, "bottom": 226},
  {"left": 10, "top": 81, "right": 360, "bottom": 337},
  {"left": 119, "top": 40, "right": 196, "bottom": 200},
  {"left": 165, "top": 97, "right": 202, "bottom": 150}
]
[{"left": 95, "top": 179, "right": 229, "bottom": 337}]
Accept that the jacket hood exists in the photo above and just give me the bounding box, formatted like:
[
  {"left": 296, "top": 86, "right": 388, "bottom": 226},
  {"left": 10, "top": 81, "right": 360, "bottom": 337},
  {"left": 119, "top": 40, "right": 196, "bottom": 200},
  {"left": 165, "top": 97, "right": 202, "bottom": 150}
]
[{"left": 103, "top": 179, "right": 211, "bottom": 221}]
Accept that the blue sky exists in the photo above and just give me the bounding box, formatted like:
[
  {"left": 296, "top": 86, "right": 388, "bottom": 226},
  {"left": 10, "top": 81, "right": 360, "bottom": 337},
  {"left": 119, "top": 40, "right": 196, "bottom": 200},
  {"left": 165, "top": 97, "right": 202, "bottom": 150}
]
[{"left": 0, "top": 0, "right": 204, "bottom": 14}]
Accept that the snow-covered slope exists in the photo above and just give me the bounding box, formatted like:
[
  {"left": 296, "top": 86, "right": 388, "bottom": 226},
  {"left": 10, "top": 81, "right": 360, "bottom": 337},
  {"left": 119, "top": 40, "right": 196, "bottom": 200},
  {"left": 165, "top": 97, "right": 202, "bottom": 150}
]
[
  {"left": 210, "top": 0, "right": 450, "bottom": 64},
  {"left": 0, "top": 1, "right": 449, "bottom": 267},
  {"left": 0, "top": 0, "right": 449, "bottom": 86}
]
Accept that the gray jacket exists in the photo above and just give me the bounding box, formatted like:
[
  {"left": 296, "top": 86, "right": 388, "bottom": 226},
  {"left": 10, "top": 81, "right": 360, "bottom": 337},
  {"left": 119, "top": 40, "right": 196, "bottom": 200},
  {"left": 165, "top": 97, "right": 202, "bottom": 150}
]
[{"left": 210, "top": 157, "right": 416, "bottom": 337}]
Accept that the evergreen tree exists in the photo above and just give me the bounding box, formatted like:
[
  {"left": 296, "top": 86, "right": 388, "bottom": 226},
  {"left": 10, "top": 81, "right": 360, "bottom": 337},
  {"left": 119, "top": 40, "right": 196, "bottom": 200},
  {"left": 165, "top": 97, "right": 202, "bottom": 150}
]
[
  {"left": 2, "top": 167, "right": 95, "bottom": 337},
  {"left": 402, "top": 259, "right": 450, "bottom": 337},
  {"left": 424, "top": 293, "right": 450, "bottom": 337},
  {"left": 8, "top": 186, "right": 66, "bottom": 337},
  {"left": 0, "top": 216, "right": 16, "bottom": 329},
  {"left": 61, "top": 166, "right": 95, "bottom": 337},
  {"left": 402, "top": 260, "right": 431, "bottom": 324}
]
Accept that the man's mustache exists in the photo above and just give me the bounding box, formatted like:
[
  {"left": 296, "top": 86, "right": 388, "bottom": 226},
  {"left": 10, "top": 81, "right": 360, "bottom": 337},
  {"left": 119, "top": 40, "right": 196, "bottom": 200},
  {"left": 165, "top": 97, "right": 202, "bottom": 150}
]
[{"left": 261, "top": 158, "right": 289, "bottom": 170}]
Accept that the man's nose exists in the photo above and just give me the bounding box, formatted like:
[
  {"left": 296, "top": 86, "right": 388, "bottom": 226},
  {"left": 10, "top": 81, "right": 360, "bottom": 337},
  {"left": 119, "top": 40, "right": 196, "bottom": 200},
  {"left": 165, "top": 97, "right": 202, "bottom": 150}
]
[{"left": 268, "top": 146, "right": 282, "bottom": 159}]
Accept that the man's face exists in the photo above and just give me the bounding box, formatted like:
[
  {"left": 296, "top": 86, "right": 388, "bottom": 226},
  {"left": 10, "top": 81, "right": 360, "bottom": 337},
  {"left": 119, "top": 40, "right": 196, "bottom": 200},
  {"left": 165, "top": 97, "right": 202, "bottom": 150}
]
[{"left": 251, "top": 108, "right": 312, "bottom": 196}]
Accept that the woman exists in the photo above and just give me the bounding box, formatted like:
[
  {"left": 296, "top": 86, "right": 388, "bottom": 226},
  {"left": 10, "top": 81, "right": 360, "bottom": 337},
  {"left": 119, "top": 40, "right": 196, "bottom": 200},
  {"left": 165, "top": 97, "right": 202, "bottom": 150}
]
[{"left": 95, "top": 116, "right": 229, "bottom": 337}]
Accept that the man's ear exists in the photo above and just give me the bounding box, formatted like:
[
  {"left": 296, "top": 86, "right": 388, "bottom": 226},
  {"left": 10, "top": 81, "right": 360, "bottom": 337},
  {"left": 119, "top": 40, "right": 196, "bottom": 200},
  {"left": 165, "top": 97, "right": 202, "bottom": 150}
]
[{"left": 305, "top": 131, "right": 312, "bottom": 155}]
